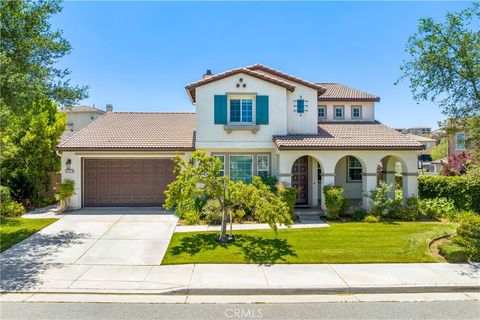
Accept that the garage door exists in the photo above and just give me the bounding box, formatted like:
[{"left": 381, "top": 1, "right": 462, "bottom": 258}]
[{"left": 83, "top": 159, "right": 175, "bottom": 207}]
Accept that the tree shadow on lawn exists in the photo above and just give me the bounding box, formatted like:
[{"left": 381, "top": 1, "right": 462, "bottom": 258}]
[{"left": 169, "top": 233, "right": 297, "bottom": 264}]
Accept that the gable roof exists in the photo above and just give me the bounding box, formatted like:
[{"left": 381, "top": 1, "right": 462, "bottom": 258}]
[
  {"left": 185, "top": 68, "right": 296, "bottom": 103},
  {"left": 407, "top": 134, "right": 436, "bottom": 143},
  {"left": 59, "top": 105, "right": 106, "bottom": 114},
  {"left": 57, "top": 112, "right": 196, "bottom": 151},
  {"left": 273, "top": 121, "right": 423, "bottom": 150},
  {"left": 316, "top": 83, "right": 380, "bottom": 102}
]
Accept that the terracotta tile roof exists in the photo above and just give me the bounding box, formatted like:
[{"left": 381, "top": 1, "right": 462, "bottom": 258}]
[
  {"left": 246, "top": 64, "right": 327, "bottom": 94},
  {"left": 273, "top": 121, "right": 423, "bottom": 150},
  {"left": 57, "top": 112, "right": 196, "bottom": 151},
  {"left": 316, "top": 83, "right": 380, "bottom": 102},
  {"left": 186, "top": 68, "right": 296, "bottom": 103},
  {"left": 59, "top": 105, "right": 106, "bottom": 113}
]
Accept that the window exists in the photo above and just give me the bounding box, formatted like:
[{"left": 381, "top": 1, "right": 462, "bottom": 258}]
[
  {"left": 257, "top": 155, "right": 269, "bottom": 177},
  {"left": 229, "top": 155, "right": 253, "bottom": 183},
  {"left": 351, "top": 106, "right": 362, "bottom": 119},
  {"left": 456, "top": 132, "right": 466, "bottom": 150},
  {"left": 318, "top": 105, "right": 326, "bottom": 120},
  {"left": 347, "top": 156, "right": 362, "bottom": 182},
  {"left": 334, "top": 105, "right": 344, "bottom": 119},
  {"left": 230, "top": 98, "right": 253, "bottom": 123},
  {"left": 213, "top": 155, "right": 225, "bottom": 176}
]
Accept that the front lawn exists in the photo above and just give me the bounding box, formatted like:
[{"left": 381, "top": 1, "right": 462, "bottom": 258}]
[
  {"left": 0, "top": 218, "right": 57, "bottom": 252},
  {"left": 162, "top": 221, "right": 456, "bottom": 264}
]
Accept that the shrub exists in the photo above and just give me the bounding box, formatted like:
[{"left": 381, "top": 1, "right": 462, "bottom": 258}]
[
  {"left": 353, "top": 208, "right": 368, "bottom": 221},
  {"left": 453, "top": 214, "right": 480, "bottom": 261},
  {"left": 233, "top": 209, "right": 245, "bottom": 223},
  {"left": 418, "top": 175, "right": 480, "bottom": 212},
  {"left": 55, "top": 179, "right": 76, "bottom": 212},
  {"left": 340, "top": 198, "right": 350, "bottom": 215},
  {"left": 418, "top": 197, "right": 456, "bottom": 219},
  {"left": 323, "top": 185, "right": 345, "bottom": 220},
  {"left": 438, "top": 242, "right": 470, "bottom": 263},
  {"left": 184, "top": 210, "right": 201, "bottom": 225},
  {"left": 0, "top": 186, "right": 26, "bottom": 218},
  {"left": 451, "top": 210, "right": 479, "bottom": 224},
  {"left": 203, "top": 199, "right": 223, "bottom": 225},
  {"left": 394, "top": 196, "right": 419, "bottom": 221},
  {"left": 259, "top": 175, "right": 278, "bottom": 193},
  {"left": 278, "top": 184, "right": 297, "bottom": 218},
  {"left": 366, "top": 182, "right": 394, "bottom": 217},
  {"left": 363, "top": 214, "right": 379, "bottom": 223}
]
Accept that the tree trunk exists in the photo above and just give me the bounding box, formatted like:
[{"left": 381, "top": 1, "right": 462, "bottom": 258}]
[{"left": 219, "top": 206, "right": 228, "bottom": 242}]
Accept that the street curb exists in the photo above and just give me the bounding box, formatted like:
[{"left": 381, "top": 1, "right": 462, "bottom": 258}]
[{"left": 2, "top": 285, "right": 480, "bottom": 296}]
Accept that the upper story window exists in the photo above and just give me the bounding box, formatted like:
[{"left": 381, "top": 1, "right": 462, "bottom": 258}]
[
  {"left": 351, "top": 106, "right": 362, "bottom": 119},
  {"left": 455, "top": 132, "right": 466, "bottom": 150},
  {"left": 318, "top": 105, "right": 326, "bottom": 120},
  {"left": 334, "top": 105, "right": 344, "bottom": 119},
  {"left": 347, "top": 156, "right": 362, "bottom": 182},
  {"left": 230, "top": 98, "right": 253, "bottom": 123}
]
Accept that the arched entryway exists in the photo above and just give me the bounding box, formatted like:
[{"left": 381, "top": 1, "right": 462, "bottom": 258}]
[
  {"left": 290, "top": 155, "right": 324, "bottom": 207},
  {"left": 377, "top": 155, "right": 408, "bottom": 201},
  {"left": 333, "top": 155, "right": 365, "bottom": 209}
]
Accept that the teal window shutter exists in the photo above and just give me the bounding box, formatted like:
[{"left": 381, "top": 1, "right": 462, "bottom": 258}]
[
  {"left": 214, "top": 95, "right": 227, "bottom": 124},
  {"left": 256, "top": 95, "right": 269, "bottom": 125}
]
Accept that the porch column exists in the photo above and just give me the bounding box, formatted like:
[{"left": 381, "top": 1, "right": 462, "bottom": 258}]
[
  {"left": 402, "top": 172, "right": 418, "bottom": 203},
  {"left": 362, "top": 172, "right": 378, "bottom": 210},
  {"left": 320, "top": 173, "right": 335, "bottom": 211}
]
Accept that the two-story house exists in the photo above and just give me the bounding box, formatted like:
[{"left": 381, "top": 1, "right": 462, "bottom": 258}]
[{"left": 58, "top": 64, "right": 422, "bottom": 210}]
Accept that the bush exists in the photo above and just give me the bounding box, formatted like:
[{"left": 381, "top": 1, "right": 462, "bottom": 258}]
[
  {"left": 323, "top": 185, "right": 345, "bottom": 220},
  {"left": 394, "top": 196, "right": 419, "bottom": 221},
  {"left": 353, "top": 208, "right": 368, "bottom": 221},
  {"left": 340, "top": 198, "right": 350, "bottom": 215},
  {"left": 233, "top": 209, "right": 245, "bottom": 223},
  {"left": 453, "top": 214, "right": 480, "bottom": 261},
  {"left": 203, "top": 199, "right": 223, "bottom": 225},
  {"left": 438, "top": 242, "right": 470, "bottom": 263},
  {"left": 418, "top": 197, "right": 456, "bottom": 219},
  {"left": 259, "top": 175, "right": 278, "bottom": 193},
  {"left": 278, "top": 184, "right": 297, "bottom": 217},
  {"left": 0, "top": 186, "right": 26, "bottom": 217},
  {"left": 184, "top": 210, "right": 201, "bottom": 225},
  {"left": 419, "top": 175, "right": 480, "bottom": 212},
  {"left": 366, "top": 182, "right": 394, "bottom": 217},
  {"left": 55, "top": 179, "right": 76, "bottom": 212},
  {"left": 451, "top": 210, "right": 479, "bottom": 224},
  {"left": 364, "top": 214, "right": 379, "bottom": 223}
]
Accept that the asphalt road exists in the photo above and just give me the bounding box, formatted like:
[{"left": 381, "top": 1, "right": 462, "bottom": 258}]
[{"left": 1, "top": 301, "right": 479, "bottom": 320}]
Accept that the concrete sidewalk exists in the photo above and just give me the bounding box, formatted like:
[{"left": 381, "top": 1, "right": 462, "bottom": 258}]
[{"left": 1, "top": 263, "right": 479, "bottom": 295}]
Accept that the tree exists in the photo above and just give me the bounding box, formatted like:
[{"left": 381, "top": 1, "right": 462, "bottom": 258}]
[
  {"left": 0, "top": 0, "right": 87, "bottom": 206},
  {"left": 164, "top": 151, "right": 293, "bottom": 242},
  {"left": 430, "top": 137, "right": 448, "bottom": 160},
  {"left": 398, "top": 4, "right": 480, "bottom": 152},
  {"left": 441, "top": 152, "right": 475, "bottom": 176}
]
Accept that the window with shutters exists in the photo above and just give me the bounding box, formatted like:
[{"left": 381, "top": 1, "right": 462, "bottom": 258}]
[{"left": 228, "top": 95, "right": 254, "bottom": 124}]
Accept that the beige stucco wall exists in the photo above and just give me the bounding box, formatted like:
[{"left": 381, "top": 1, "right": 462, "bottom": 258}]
[
  {"left": 334, "top": 156, "right": 362, "bottom": 199},
  {"left": 317, "top": 101, "right": 375, "bottom": 122},
  {"left": 64, "top": 112, "right": 103, "bottom": 132}
]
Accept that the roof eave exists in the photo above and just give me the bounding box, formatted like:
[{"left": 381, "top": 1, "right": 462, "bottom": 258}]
[
  {"left": 274, "top": 145, "right": 424, "bottom": 151},
  {"left": 317, "top": 97, "right": 381, "bottom": 102},
  {"left": 56, "top": 147, "right": 196, "bottom": 152}
]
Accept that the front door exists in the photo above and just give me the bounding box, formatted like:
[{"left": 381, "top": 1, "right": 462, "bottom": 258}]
[{"left": 292, "top": 156, "right": 309, "bottom": 205}]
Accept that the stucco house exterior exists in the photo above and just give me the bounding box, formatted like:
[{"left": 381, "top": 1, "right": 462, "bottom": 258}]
[
  {"left": 59, "top": 105, "right": 110, "bottom": 143},
  {"left": 57, "top": 64, "right": 423, "bottom": 211}
]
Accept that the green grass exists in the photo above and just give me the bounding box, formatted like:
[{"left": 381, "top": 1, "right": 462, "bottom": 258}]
[
  {"left": 0, "top": 218, "right": 58, "bottom": 252},
  {"left": 162, "top": 221, "right": 456, "bottom": 264}
]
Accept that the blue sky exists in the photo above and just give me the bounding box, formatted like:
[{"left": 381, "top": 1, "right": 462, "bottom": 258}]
[{"left": 52, "top": 1, "right": 472, "bottom": 129}]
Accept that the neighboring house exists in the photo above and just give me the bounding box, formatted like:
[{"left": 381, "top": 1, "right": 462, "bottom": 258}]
[
  {"left": 57, "top": 64, "right": 422, "bottom": 210},
  {"left": 396, "top": 126, "right": 432, "bottom": 136},
  {"left": 60, "top": 105, "right": 110, "bottom": 142},
  {"left": 448, "top": 129, "right": 474, "bottom": 157},
  {"left": 407, "top": 134, "right": 437, "bottom": 153}
]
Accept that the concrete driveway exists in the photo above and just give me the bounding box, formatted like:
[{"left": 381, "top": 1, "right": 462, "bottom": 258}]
[{"left": 1, "top": 208, "right": 178, "bottom": 291}]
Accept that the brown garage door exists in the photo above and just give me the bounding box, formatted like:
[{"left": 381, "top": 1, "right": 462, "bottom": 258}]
[{"left": 83, "top": 159, "right": 175, "bottom": 207}]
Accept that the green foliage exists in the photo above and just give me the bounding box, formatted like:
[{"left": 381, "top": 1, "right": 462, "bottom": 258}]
[
  {"left": 418, "top": 175, "right": 480, "bottom": 212},
  {"left": 203, "top": 199, "right": 222, "bottom": 225},
  {"left": 323, "top": 186, "right": 345, "bottom": 220},
  {"left": 363, "top": 215, "right": 379, "bottom": 223},
  {"left": 398, "top": 3, "right": 480, "bottom": 118},
  {"left": 453, "top": 214, "right": 480, "bottom": 261},
  {"left": 353, "top": 208, "right": 368, "bottom": 221},
  {"left": 278, "top": 184, "right": 297, "bottom": 218},
  {"left": 55, "top": 179, "right": 75, "bottom": 212},
  {"left": 430, "top": 137, "right": 448, "bottom": 160},
  {"left": 184, "top": 210, "right": 201, "bottom": 225},
  {"left": 394, "top": 197, "right": 420, "bottom": 221},
  {"left": 418, "top": 197, "right": 456, "bottom": 219},
  {"left": 438, "top": 242, "right": 470, "bottom": 263},
  {"left": 259, "top": 175, "right": 278, "bottom": 193},
  {"left": 366, "top": 182, "right": 394, "bottom": 217},
  {"left": 233, "top": 209, "right": 246, "bottom": 223},
  {"left": 0, "top": 186, "right": 25, "bottom": 218}
]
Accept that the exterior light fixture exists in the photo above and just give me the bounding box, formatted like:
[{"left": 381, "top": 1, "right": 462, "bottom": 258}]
[{"left": 65, "top": 159, "right": 74, "bottom": 173}]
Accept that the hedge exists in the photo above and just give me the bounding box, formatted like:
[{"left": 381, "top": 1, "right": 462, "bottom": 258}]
[{"left": 418, "top": 175, "right": 480, "bottom": 212}]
